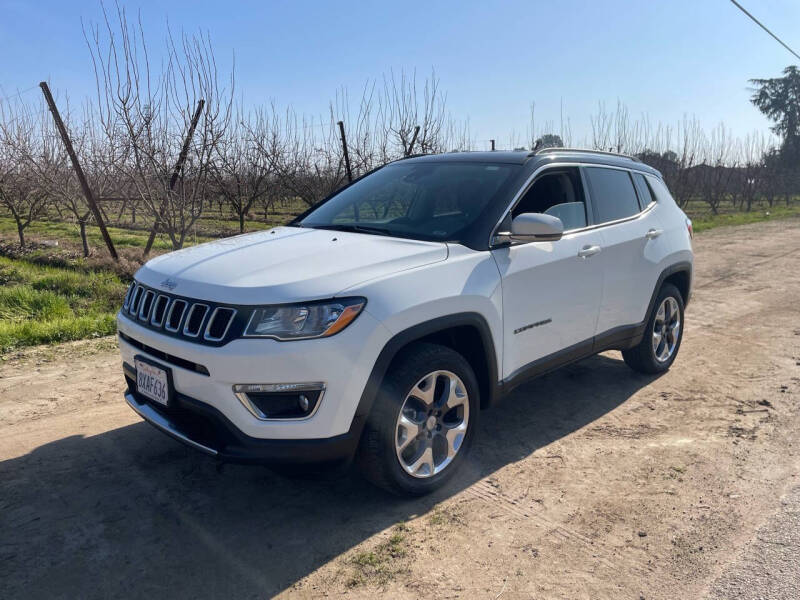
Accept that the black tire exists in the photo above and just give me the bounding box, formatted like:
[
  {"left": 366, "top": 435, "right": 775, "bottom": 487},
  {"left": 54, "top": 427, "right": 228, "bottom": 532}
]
[
  {"left": 356, "top": 342, "right": 480, "bottom": 496},
  {"left": 622, "top": 282, "right": 685, "bottom": 374}
]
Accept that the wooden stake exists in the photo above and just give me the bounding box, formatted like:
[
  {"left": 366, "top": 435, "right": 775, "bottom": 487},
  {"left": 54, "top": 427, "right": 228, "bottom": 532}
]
[
  {"left": 337, "top": 120, "right": 353, "bottom": 183},
  {"left": 39, "top": 82, "right": 118, "bottom": 261},
  {"left": 143, "top": 99, "right": 205, "bottom": 257}
]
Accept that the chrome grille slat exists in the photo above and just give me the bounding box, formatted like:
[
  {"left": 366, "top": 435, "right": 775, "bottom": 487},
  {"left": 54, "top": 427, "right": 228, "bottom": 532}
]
[
  {"left": 138, "top": 290, "right": 155, "bottom": 321},
  {"left": 182, "top": 303, "right": 210, "bottom": 338},
  {"left": 150, "top": 295, "right": 170, "bottom": 327},
  {"left": 123, "top": 282, "right": 135, "bottom": 310},
  {"left": 203, "top": 307, "right": 237, "bottom": 341},
  {"left": 129, "top": 284, "right": 144, "bottom": 315},
  {"left": 164, "top": 299, "right": 188, "bottom": 333}
]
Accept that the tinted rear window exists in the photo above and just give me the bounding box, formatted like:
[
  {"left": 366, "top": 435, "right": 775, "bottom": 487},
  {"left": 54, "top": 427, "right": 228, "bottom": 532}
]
[
  {"left": 584, "top": 167, "right": 641, "bottom": 224},
  {"left": 632, "top": 173, "right": 655, "bottom": 206}
]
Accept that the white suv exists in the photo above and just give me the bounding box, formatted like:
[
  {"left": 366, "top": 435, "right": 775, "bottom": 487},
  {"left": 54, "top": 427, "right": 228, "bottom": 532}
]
[{"left": 119, "top": 148, "right": 693, "bottom": 495}]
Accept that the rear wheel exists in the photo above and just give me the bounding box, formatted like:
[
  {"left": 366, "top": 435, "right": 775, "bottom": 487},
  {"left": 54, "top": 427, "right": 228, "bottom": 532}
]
[
  {"left": 623, "top": 282, "right": 684, "bottom": 374},
  {"left": 356, "top": 343, "right": 479, "bottom": 496}
]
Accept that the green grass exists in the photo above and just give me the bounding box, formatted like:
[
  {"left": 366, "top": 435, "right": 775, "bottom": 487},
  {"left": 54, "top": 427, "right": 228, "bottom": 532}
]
[
  {"left": 0, "top": 256, "right": 126, "bottom": 352},
  {"left": 686, "top": 203, "right": 800, "bottom": 233},
  {"left": 0, "top": 217, "right": 211, "bottom": 251},
  {"left": 345, "top": 524, "right": 409, "bottom": 588}
]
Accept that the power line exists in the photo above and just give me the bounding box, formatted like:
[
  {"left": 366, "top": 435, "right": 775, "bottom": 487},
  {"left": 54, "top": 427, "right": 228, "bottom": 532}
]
[
  {"left": 729, "top": 0, "right": 800, "bottom": 61},
  {"left": 0, "top": 83, "right": 40, "bottom": 104}
]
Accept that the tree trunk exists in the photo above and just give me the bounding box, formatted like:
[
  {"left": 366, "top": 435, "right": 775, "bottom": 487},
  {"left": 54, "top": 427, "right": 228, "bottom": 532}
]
[
  {"left": 16, "top": 221, "right": 25, "bottom": 248},
  {"left": 239, "top": 212, "right": 245, "bottom": 234},
  {"left": 79, "top": 221, "right": 90, "bottom": 257}
]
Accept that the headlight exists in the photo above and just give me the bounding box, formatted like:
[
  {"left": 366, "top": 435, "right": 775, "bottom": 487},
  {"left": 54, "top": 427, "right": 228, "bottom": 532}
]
[{"left": 243, "top": 297, "right": 366, "bottom": 340}]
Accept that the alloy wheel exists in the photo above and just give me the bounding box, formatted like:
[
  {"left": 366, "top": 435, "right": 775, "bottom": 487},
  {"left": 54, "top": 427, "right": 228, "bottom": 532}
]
[
  {"left": 394, "top": 370, "right": 470, "bottom": 478},
  {"left": 652, "top": 296, "right": 680, "bottom": 362}
]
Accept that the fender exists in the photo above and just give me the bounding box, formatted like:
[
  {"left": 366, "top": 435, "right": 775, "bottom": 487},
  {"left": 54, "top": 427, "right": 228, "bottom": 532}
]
[{"left": 351, "top": 312, "right": 501, "bottom": 436}]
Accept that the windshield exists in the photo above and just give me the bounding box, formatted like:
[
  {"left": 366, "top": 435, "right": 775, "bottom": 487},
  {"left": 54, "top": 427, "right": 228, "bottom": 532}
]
[{"left": 298, "top": 161, "right": 521, "bottom": 243}]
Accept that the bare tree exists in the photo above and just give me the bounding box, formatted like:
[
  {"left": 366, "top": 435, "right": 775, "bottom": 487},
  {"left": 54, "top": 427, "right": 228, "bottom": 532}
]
[
  {"left": 210, "top": 107, "right": 272, "bottom": 233},
  {"left": 0, "top": 102, "right": 50, "bottom": 248},
  {"left": 85, "top": 3, "right": 232, "bottom": 252}
]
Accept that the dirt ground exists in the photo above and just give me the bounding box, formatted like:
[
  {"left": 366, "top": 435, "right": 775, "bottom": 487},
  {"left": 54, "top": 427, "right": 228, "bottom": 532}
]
[{"left": 1, "top": 218, "right": 799, "bottom": 599}]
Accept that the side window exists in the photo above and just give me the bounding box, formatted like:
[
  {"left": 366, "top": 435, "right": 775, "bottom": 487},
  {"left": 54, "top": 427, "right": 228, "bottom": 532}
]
[
  {"left": 632, "top": 173, "right": 655, "bottom": 207},
  {"left": 512, "top": 168, "right": 588, "bottom": 231},
  {"left": 584, "top": 167, "right": 640, "bottom": 224}
]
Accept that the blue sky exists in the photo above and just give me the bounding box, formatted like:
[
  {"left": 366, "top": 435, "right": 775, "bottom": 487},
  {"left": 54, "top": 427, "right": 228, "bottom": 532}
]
[{"left": 1, "top": 0, "right": 798, "bottom": 147}]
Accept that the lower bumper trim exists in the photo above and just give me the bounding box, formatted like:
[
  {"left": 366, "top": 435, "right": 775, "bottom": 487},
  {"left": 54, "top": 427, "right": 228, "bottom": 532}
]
[
  {"left": 125, "top": 392, "right": 219, "bottom": 456},
  {"left": 123, "top": 376, "right": 363, "bottom": 466}
]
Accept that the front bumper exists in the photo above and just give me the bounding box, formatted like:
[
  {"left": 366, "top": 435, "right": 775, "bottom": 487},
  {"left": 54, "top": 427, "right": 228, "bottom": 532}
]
[
  {"left": 124, "top": 376, "right": 362, "bottom": 465},
  {"left": 117, "top": 308, "right": 390, "bottom": 441}
]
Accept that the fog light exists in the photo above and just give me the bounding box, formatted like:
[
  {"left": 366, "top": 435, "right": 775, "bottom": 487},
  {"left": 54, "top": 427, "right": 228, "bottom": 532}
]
[{"left": 233, "top": 383, "right": 325, "bottom": 420}]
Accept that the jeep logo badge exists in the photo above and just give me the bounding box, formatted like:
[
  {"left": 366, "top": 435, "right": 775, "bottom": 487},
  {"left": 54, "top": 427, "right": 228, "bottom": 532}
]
[{"left": 160, "top": 278, "right": 178, "bottom": 290}]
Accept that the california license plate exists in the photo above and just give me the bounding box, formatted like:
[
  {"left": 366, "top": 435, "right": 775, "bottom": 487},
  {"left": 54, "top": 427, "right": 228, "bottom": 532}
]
[{"left": 135, "top": 358, "right": 171, "bottom": 406}]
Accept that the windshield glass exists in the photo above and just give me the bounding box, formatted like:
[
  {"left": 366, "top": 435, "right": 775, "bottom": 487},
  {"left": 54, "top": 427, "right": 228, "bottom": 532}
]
[{"left": 298, "top": 161, "right": 521, "bottom": 242}]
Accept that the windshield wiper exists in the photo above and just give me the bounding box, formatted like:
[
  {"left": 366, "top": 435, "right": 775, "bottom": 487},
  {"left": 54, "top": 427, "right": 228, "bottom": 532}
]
[{"left": 308, "top": 224, "right": 394, "bottom": 236}]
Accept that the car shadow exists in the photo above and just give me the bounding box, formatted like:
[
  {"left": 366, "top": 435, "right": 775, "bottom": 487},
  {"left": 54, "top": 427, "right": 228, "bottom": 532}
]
[{"left": 0, "top": 354, "right": 658, "bottom": 599}]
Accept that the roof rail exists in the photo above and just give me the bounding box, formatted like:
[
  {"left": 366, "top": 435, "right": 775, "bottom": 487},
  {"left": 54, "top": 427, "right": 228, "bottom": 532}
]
[{"left": 531, "top": 147, "right": 641, "bottom": 163}]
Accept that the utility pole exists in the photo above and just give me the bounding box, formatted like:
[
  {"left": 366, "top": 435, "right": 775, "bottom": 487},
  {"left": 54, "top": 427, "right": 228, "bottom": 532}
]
[
  {"left": 337, "top": 120, "right": 353, "bottom": 183},
  {"left": 39, "top": 81, "right": 118, "bottom": 261},
  {"left": 143, "top": 99, "right": 205, "bottom": 257},
  {"left": 406, "top": 125, "right": 420, "bottom": 156}
]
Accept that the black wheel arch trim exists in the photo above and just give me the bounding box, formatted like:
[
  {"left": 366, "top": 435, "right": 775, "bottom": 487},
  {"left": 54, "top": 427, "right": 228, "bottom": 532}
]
[
  {"left": 353, "top": 312, "right": 501, "bottom": 431},
  {"left": 647, "top": 261, "right": 692, "bottom": 313}
]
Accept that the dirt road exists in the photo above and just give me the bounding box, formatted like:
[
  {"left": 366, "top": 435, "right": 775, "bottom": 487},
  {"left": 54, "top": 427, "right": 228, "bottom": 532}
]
[{"left": 2, "top": 218, "right": 799, "bottom": 599}]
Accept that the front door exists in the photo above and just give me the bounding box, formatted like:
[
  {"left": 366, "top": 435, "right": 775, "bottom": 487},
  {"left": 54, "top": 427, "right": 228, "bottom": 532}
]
[{"left": 491, "top": 167, "right": 604, "bottom": 381}]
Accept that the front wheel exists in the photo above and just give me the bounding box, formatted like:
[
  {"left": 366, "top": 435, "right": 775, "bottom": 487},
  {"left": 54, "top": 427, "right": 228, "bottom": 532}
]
[
  {"left": 356, "top": 343, "right": 479, "bottom": 496},
  {"left": 622, "top": 282, "right": 685, "bottom": 374}
]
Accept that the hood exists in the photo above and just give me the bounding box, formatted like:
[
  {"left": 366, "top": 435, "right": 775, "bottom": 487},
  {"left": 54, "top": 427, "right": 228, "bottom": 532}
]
[{"left": 134, "top": 226, "right": 448, "bottom": 304}]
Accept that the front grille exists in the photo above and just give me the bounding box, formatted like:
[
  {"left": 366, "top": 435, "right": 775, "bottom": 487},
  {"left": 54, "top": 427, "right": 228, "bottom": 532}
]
[{"left": 122, "top": 282, "right": 243, "bottom": 346}]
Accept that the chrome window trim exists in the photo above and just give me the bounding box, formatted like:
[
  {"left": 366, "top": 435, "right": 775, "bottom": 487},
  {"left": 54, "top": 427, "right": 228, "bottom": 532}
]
[
  {"left": 150, "top": 294, "right": 171, "bottom": 328},
  {"left": 203, "top": 307, "right": 237, "bottom": 342},
  {"left": 489, "top": 161, "right": 660, "bottom": 247},
  {"left": 182, "top": 303, "right": 210, "bottom": 338},
  {"left": 138, "top": 290, "right": 155, "bottom": 321},
  {"left": 232, "top": 383, "right": 326, "bottom": 421},
  {"left": 164, "top": 299, "right": 188, "bottom": 333}
]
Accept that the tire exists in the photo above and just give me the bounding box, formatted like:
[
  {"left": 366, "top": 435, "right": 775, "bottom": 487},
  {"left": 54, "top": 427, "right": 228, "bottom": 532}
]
[
  {"left": 622, "top": 282, "right": 685, "bottom": 374},
  {"left": 356, "top": 342, "right": 480, "bottom": 496}
]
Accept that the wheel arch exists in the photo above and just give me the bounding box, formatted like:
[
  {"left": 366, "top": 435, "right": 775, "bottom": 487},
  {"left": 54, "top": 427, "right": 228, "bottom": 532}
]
[
  {"left": 353, "top": 313, "right": 501, "bottom": 435},
  {"left": 652, "top": 261, "right": 692, "bottom": 310}
]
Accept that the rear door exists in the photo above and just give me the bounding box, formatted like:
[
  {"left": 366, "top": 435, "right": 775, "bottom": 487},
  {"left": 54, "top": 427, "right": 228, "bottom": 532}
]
[
  {"left": 583, "top": 166, "right": 664, "bottom": 336},
  {"left": 492, "top": 167, "right": 604, "bottom": 381}
]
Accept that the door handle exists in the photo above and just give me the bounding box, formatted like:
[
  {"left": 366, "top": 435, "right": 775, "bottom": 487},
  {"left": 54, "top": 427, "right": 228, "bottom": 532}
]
[
  {"left": 645, "top": 228, "right": 663, "bottom": 240},
  {"left": 577, "top": 245, "right": 602, "bottom": 258}
]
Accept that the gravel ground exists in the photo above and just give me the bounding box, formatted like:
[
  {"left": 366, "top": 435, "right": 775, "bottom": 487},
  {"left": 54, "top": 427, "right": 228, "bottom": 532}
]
[{"left": 708, "top": 484, "right": 800, "bottom": 600}]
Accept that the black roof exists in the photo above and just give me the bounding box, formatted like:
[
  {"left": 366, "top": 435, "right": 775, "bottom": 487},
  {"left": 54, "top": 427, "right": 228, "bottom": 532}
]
[
  {"left": 400, "top": 148, "right": 662, "bottom": 177},
  {"left": 403, "top": 151, "right": 533, "bottom": 164}
]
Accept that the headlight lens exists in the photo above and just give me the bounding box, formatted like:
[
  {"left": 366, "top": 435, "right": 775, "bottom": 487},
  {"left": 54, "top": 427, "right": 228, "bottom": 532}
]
[{"left": 243, "top": 297, "right": 366, "bottom": 340}]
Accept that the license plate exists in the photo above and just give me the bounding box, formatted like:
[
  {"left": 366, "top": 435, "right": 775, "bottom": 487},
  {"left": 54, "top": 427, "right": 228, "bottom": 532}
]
[{"left": 135, "top": 358, "right": 171, "bottom": 406}]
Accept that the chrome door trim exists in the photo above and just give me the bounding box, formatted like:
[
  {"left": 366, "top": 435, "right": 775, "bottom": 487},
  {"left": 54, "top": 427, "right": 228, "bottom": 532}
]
[{"left": 489, "top": 162, "right": 659, "bottom": 248}]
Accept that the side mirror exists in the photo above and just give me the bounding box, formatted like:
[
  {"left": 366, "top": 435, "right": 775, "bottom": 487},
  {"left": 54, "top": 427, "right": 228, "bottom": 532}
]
[{"left": 509, "top": 212, "right": 564, "bottom": 242}]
